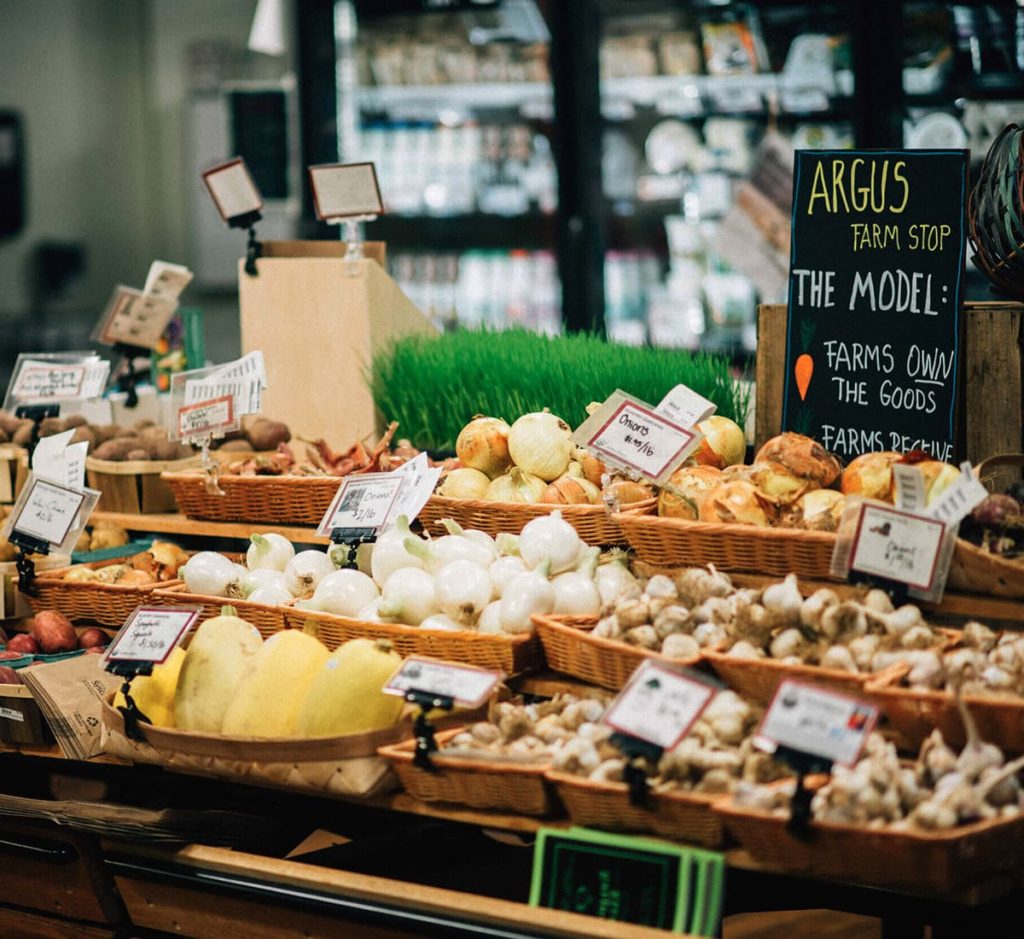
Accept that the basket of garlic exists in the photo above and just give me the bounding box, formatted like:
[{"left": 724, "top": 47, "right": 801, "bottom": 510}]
[
  {"left": 866, "top": 622, "right": 1024, "bottom": 753},
  {"left": 378, "top": 695, "right": 608, "bottom": 816},
  {"left": 26, "top": 544, "right": 190, "bottom": 626},
  {"left": 544, "top": 690, "right": 788, "bottom": 847},
  {"left": 284, "top": 513, "right": 606, "bottom": 674},
  {"left": 715, "top": 703, "right": 1024, "bottom": 891},
  {"left": 420, "top": 414, "right": 654, "bottom": 545}
]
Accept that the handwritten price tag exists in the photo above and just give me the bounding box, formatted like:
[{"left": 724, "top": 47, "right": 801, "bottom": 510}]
[
  {"left": 94, "top": 286, "right": 179, "bottom": 350},
  {"left": 384, "top": 656, "right": 502, "bottom": 708},
  {"left": 603, "top": 660, "right": 716, "bottom": 751},
  {"left": 10, "top": 477, "right": 87, "bottom": 547},
  {"left": 656, "top": 384, "right": 716, "bottom": 429},
  {"left": 177, "top": 394, "right": 235, "bottom": 441},
  {"left": 572, "top": 391, "right": 702, "bottom": 485},
  {"left": 317, "top": 473, "right": 405, "bottom": 536},
  {"left": 849, "top": 503, "right": 946, "bottom": 591},
  {"left": 754, "top": 679, "right": 879, "bottom": 768},
  {"left": 103, "top": 605, "right": 200, "bottom": 667},
  {"left": 388, "top": 453, "right": 442, "bottom": 526}
]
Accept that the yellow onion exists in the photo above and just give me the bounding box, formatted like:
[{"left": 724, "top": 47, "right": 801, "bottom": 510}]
[
  {"left": 456, "top": 416, "right": 512, "bottom": 478},
  {"left": 564, "top": 460, "right": 584, "bottom": 478},
  {"left": 780, "top": 489, "right": 846, "bottom": 532},
  {"left": 63, "top": 566, "right": 99, "bottom": 583},
  {"left": 438, "top": 467, "right": 491, "bottom": 500},
  {"left": 574, "top": 447, "right": 606, "bottom": 486},
  {"left": 725, "top": 461, "right": 814, "bottom": 506},
  {"left": 542, "top": 476, "right": 601, "bottom": 505},
  {"left": 658, "top": 465, "right": 723, "bottom": 520},
  {"left": 917, "top": 460, "right": 961, "bottom": 505},
  {"left": 691, "top": 415, "right": 747, "bottom": 469},
  {"left": 755, "top": 432, "right": 842, "bottom": 487},
  {"left": 698, "top": 480, "right": 775, "bottom": 527},
  {"left": 603, "top": 475, "right": 655, "bottom": 508},
  {"left": 507, "top": 410, "right": 573, "bottom": 481},
  {"left": 840, "top": 451, "right": 901, "bottom": 502},
  {"left": 485, "top": 466, "right": 547, "bottom": 503}
]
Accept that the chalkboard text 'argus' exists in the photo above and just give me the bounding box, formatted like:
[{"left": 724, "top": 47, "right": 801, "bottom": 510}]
[{"left": 807, "top": 158, "right": 909, "bottom": 215}]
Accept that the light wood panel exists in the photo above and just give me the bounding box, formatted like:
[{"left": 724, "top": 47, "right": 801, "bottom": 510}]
[{"left": 89, "top": 511, "right": 328, "bottom": 545}]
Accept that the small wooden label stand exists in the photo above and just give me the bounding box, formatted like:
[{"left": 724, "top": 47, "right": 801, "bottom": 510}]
[
  {"left": 239, "top": 241, "right": 437, "bottom": 445},
  {"left": 755, "top": 301, "right": 1024, "bottom": 466}
]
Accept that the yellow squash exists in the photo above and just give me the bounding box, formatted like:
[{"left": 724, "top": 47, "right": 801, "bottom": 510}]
[{"left": 114, "top": 647, "right": 186, "bottom": 728}]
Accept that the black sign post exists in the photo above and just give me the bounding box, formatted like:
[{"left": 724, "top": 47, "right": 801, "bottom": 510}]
[{"left": 782, "top": 150, "right": 968, "bottom": 463}]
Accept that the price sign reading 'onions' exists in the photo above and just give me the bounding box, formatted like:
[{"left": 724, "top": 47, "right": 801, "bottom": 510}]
[
  {"left": 603, "top": 660, "right": 717, "bottom": 751},
  {"left": 849, "top": 503, "right": 947, "bottom": 591},
  {"left": 572, "top": 391, "right": 703, "bottom": 485},
  {"left": 10, "top": 477, "right": 87, "bottom": 548},
  {"left": 103, "top": 605, "right": 200, "bottom": 668},
  {"left": 755, "top": 679, "right": 879, "bottom": 768},
  {"left": 177, "top": 394, "right": 235, "bottom": 442},
  {"left": 317, "top": 473, "right": 405, "bottom": 536},
  {"left": 383, "top": 656, "right": 502, "bottom": 709}
]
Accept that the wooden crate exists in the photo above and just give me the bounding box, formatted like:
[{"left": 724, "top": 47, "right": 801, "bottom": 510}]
[
  {"left": 0, "top": 683, "right": 52, "bottom": 745},
  {"left": 87, "top": 455, "right": 200, "bottom": 514},
  {"left": 754, "top": 302, "right": 1024, "bottom": 462}
]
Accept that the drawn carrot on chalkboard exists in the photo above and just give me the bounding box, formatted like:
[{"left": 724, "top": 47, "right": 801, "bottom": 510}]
[{"left": 795, "top": 354, "right": 814, "bottom": 400}]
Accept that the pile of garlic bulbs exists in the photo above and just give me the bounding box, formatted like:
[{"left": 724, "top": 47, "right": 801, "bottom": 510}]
[{"left": 903, "top": 621, "right": 1024, "bottom": 697}]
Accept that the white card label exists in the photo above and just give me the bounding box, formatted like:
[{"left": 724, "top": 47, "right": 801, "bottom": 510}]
[
  {"left": 388, "top": 453, "right": 442, "bottom": 527},
  {"left": 317, "top": 474, "right": 405, "bottom": 535},
  {"left": 32, "top": 429, "right": 75, "bottom": 480},
  {"left": 63, "top": 442, "right": 88, "bottom": 491},
  {"left": 11, "top": 360, "right": 108, "bottom": 404},
  {"left": 103, "top": 605, "right": 200, "bottom": 667},
  {"left": 603, "top": 660, "right": 716, "bottom": 751},
  {"left": 383, "top": 656, "right": 501, "bottom": 708},
  {"left": 309, "top": 162, "right": 383, "bottom": 220},
  {"left": 850, "top": 503, "right": 947, "bottom": 591},
  {"left": 572, "top": 392, "right": 702, "bottom": 485},
  {"left": 203, "top": 157, "right": 263, "bottom": 222},
  {"left": 178, "top": 394, "right": 235, "bottom": 441},
  {"left": 928, "top": 462, "right": 989, "bottom": 527},
  {"left": 892, "top": 464, "right": 927, "bottom": 513},
  {"left": 755, "top": 679, "right": 878, "bottom": 768},
  {"left": 656, "top": 384, "right": 716, "bottom": 429},
  {"left": 0, "top": 707, "right": 24, "bottom": 723},
  {"left": 94, "top": 286, "right": 178, "bottom": 350},
  {"left": 11, "top": 477, "right": 87, "bottom": 547},
  {"left": 183, "top": 351, "right": 267, "bottom": 418},
  {"left": 143, "top": 260, "right": 193, "bottom": 301}
]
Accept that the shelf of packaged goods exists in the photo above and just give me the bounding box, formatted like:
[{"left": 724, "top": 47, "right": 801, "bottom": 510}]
[{"left": 88, "top": 511, "right": 329, "bottom": 546}]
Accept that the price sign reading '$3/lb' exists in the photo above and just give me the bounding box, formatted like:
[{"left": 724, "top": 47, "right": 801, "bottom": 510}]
[
  {"left": 103, "top": 605, "right": 201, "bottom": 668},
  {"left": 317, "top": 473, "right": 405, "bottom": 536},
  {"left": 755, "top": 679, "right": 879, "bottom": 768},
  {"left": 383, "top": 656, "right": 502, "bottom": 709},
  {"left": 603, "top": 659, "right": 717, "bottom": 751},
  {"left": 177, "top": 394, "right": 235, "bottom": 442},
  {"left": 572, "top": 391, "right": 703, "bottom": 485}
]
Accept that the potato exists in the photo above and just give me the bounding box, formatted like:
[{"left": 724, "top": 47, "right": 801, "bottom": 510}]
[
  {"left": 148, "top": 438, "right": 187, "bottom": 461},
  {"left": 77, "top": 627, "right": 108, "bottom": 649},
  {"left": 6, "top": 633, "right": 38, "bottom": 655},
  {"left": 30, "top": 610, "right": 78, "bottom": 653},
  {"left": 0, "top": 666, "right": 22, "bottom": 685},
  {"left": 90, "top": 525, "right": 129, "bottom": 551},
  {"left": 39, "top": 416, "right": 67, "bottom": 437},
  {"left": 12, "top": 421, "right": 34, "bottom": 446},
  {"left": 0, "top": 411, "right": 22, "bottom": 436},
  {"left": 93, "top": 438, "right": 141, "bottom": 461},
  {"left": 74, "top": 529, "right": 92, "bottom": 553},
  {"left": 62, "top": 414, "right": 88, "bottom": 429},
  {"left": 126, "top": 448, "right": 150, "bottom": 461},
  {"left": 69, "top": 425, "right": 97, "bottom": 452},
  {"left": 246, "top": 418, "right": 291, "bottom": 451},
  {"left": 217, "top": 439, "right": 254, "bottom": 453},
  {"left": 0, "top": 428, "right": 8, "bottom": 444},
  {"left": 94, "top": 423, "right": 121, "bottom": 445},
  {"left": 132, "top": 419, "right": 156, "bottom": 433}
]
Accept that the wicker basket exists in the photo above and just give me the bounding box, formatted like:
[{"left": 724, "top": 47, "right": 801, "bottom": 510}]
[
  {"left": 419, "top": 495, "right": 656, "bottom": 545},
  {"left": 545, "top": 770, "right": 726, "bottom": 847},
  {"left": 24, "top": 556, "right": 184, "bottom": 626},
  {"left": 613, "top": 510, "right": 839, "bottom": 580},
  {"left": 379, "top": 727, "right": 560, "bottom": 815},
  {"left": 87, "top": 455, "right": 202, "bottom": 514},
  {"left": 152, "top": 583, "right": 289, "bottom": 639},
  {"left": 532, "top": 614, "right": 702, "bottom": 691},
  {"left": 283, "top": 606, "right": 544, "bottom": 675},
  {"left": 161, "top": 471, "right": 341, "bottom": 525},
  {"left": 715, "top": 788, "right": 1024, "bottom": 890},
  {"left": 866, "top": 667, "right": 1024, "bottom": 754}
]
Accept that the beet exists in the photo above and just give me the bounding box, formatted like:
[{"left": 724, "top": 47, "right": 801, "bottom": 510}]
[{"left": 971, "top": 494, "right": 1021, "bottom": 528}]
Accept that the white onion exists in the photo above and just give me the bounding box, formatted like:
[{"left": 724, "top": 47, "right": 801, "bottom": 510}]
[
  {"left": 309, "top": 569, "right": 380, "bottom": 617},
  {"left": 241, "top": 568, "right": 287, "bottom": 597},
  {"left": 519, "top": 511, "right": 584, "bottom": 574},
  {"left": 438, "top": 467, "right": 491, "bottom": 500},
  {"left": 247, "top": 584, "right": 293, "bottom": 606},
  {"left": 357, "top": 598, "right": 383, "bottom": 622},
  {"left": 595, "top": 554, "right": 639, "bottom": 606},
  {"left": 435, "top": 560, "right": 494, "bottom": 624},
  {"left": 371, "top": 516, "right": 425, "bottom": 585},
  {"left": 552, "top": 570, "right": 601, "bottom": 616},
  {"left": 378, "top": 568, "right": 438, "bottom": 626},
  {"left": 496, "top": 533, "right": 520, "bottom": 556},
  {"left": 499, "top": 565, "right": 555, "bottom": 633},
  {"left": 181, "top": 552, "right": 240, "bottom": 597},
  {"left": 489, "top": 555, "right": 527, "bottom": 598},
  {"left": 507, "top": 411, "right": 573, "bottom": 481},
  {"left": 478, "top": 601, "right": 504, "bottom": 634},
  {"left": 441, "top": 519, "right": 498, "bottom": 558},
  {"left": 404, "top": 534, "right": 494, "bottom": 575},
  {"left": 419, "top": 613, "right": 465, "bottom": 632},
  {"left": 245, "top": 533, "right": 294, "bottom": 572},
  {"left": 285, "top": 550, "right": 338, "bottom": 598},
  {"left": 485, "top": 467, "right": 547, "bottom": 504}
]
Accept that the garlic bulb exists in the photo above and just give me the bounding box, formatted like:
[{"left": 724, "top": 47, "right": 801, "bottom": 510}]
[{"left": 507, "top": 411, "right": 573, "bottom": 481}]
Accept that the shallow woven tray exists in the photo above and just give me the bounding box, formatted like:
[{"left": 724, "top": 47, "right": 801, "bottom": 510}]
[
  {"left": 379, "top": 727, "right": 559, "bottom": 816},
  {"left": 419, "top": 495, "right": 656, "bottom": 545},
  {"left": 613, "top": 510, "right": 839, "bottom": 580},
  {"left": 532, "top": 614, "right": 702, "bottom": 691},
  {"left": 152, "top": 583, "right": 289, "bottom": 639},
  {"left": 161, "top": 471, "right": 341, "bottom": 525},
  {"left": 25, "top": 556, "right": 183, "bottom": 626},
  {"left": 866, "top": 666, "right": 1024, "bottom": 754},
  {"left": 948, "top": 538, "right": 1024, "bottom": 599},
  {"left": 283, "top": 606, "right": 544, "bottom": 675},
  {"left": 715, "top": 789, "right": 1024, "bottom": 891},
  {"left": 545, "top": 770, "right": 726, "bottom": 847}
]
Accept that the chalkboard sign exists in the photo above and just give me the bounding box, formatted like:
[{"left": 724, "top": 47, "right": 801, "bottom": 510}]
[
  {"left": 782, "top": 150, "right": 968, "bottom": 462},
  {"left": 529, "top": 827, "right": 724, "bottom": 933}
]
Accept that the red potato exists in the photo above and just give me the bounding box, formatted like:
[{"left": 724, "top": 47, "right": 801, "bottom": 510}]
[
  {"left": 0, "top": 651, "right": 25, "bottom": 661},
  {"left": 77, "top": 627, "right": 109, "bottom": 650},
  {"left": 5, "top": 633, "right": 38, "bottom": 655},
  {"left": 30, "top": 611, "right": 78, "bottom": 654},
  {"left": 84, "top": 646, "right": 105, "bottom": 654},
  {"left": 0, "top": 666, "right": 21, "bottom": 684}
]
